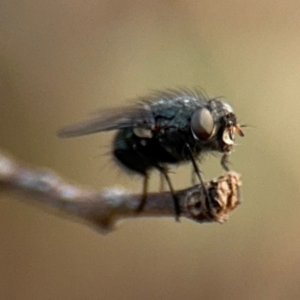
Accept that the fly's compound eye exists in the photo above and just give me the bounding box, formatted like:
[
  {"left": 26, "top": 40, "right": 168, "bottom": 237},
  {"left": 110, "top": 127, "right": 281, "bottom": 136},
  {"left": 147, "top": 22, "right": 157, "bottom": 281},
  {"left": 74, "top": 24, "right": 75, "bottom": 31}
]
[{"left": 190, "top": 107, "right": 215, "bottom": 140}]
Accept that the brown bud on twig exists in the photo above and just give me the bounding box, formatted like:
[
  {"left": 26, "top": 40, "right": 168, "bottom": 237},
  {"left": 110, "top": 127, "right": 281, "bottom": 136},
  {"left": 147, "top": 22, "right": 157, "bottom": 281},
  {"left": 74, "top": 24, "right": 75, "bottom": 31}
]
[{"left": 0, "top": 150, "right": 242, "bottom": 233}]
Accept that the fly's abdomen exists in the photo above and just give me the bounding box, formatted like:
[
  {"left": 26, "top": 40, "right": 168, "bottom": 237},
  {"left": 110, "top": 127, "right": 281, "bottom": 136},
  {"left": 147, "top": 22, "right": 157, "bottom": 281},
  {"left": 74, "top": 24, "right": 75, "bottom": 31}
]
[
  {"left": 113, "top": 128, "right": 188, "bottom": 175},
  {"left": 113, "top": 129, "right": 154, "bottom": 175}
]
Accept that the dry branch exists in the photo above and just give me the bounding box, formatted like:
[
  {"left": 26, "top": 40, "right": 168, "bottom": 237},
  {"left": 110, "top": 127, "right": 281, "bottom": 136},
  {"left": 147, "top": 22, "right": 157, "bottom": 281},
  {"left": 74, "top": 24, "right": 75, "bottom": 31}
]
[{"left": 0, "top": 150, "right": 242, "bottom": 232}]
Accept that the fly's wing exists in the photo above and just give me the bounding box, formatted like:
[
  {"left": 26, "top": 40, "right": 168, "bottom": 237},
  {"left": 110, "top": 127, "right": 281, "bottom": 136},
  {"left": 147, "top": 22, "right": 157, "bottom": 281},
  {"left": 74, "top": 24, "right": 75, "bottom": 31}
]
[{"left": 58, "top": 104, "right": 155, "bottom": 138}]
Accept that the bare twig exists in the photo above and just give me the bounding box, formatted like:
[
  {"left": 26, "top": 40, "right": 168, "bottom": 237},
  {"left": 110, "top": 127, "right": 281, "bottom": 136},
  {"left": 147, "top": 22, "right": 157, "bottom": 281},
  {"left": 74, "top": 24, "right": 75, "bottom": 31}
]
[{"left": 0, "top": 150, "right": 242, "bottom": 232}]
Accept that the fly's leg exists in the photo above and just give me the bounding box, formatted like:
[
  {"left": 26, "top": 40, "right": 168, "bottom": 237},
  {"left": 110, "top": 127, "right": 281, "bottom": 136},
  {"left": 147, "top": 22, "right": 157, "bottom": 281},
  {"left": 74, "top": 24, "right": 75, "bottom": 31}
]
[
  {"left": 136, "top": 173, "right": 150, "bottom": 212},
  {"left": 185, "top": 144, "right": 207, "bottom": 187},
  {"left": 191, "top": 165, "right": 197, "bottom": 185},
  {"left": 159, "top": 169, "right": 166, "bottom": 192},
  {"left": 185, "top": 143, "right": 213, "bottom": 215},
  {"left": 157, "top": 165, "right": 181, "bottom": 221},
  {"left": 221, "top": 153, "right": 231, "bottom": 171}
]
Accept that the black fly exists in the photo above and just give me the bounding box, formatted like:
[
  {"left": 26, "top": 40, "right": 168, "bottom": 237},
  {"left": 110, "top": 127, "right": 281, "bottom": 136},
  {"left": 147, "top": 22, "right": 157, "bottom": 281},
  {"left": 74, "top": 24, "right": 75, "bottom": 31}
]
[{"left": 58, "top": 89, "right": 244, "bottom": 220}]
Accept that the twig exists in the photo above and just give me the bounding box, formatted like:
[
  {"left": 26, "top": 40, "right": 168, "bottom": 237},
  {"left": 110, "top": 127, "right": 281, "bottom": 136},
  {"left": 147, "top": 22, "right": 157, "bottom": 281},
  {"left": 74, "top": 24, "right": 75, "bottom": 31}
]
[{"left": 0, "top": 150, "right": 242, "bottom": 232}]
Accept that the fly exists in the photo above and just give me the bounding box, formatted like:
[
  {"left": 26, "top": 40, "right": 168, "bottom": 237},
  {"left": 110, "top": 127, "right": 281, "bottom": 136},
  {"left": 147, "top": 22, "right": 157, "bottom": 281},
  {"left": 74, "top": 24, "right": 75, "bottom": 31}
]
[{"left": 58, "top": 89, "right": 244, "bottom": 220}]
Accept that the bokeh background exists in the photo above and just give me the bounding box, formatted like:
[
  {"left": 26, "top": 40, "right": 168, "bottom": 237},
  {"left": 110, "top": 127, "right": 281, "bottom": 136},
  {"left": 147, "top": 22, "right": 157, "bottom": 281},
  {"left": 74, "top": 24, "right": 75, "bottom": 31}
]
[{"left": 1, "top": 1, "right": 300, "bottom": 299}]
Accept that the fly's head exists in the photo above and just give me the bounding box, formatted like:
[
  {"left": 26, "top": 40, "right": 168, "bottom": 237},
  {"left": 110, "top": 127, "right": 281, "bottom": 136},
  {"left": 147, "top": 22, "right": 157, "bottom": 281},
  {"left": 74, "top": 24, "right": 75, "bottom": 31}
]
[{"left": 190, "top": 99, "right": 244, "bottom": 154}]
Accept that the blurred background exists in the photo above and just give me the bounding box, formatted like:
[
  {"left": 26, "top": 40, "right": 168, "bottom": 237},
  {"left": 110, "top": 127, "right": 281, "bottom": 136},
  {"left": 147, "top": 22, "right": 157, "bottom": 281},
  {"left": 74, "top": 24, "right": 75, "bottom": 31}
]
[{"left": 1, "top": 0, "right": 300, "bottom": 299}]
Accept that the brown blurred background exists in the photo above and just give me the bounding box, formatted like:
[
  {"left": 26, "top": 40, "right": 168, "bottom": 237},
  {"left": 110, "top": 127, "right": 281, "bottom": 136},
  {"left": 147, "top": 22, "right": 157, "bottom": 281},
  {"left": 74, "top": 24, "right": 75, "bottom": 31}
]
[{"left": 1, "top": 0, "right": 300, "bottom": 299}]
